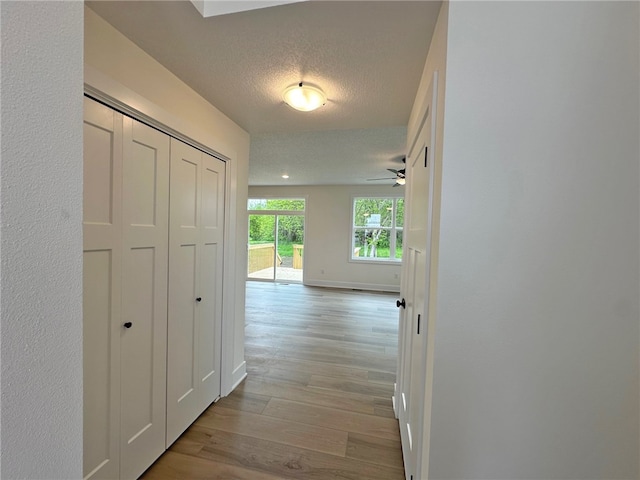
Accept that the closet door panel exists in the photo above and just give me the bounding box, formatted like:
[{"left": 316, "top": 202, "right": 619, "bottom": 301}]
[
  {"left": 198, "top": 242, "right": 220, "bottom": 407},
  {"left": 172, "top": 152, "right": 199, "bottom": 229},
  {"left": 84, "top": 107, "right": 116, "bottom": 227},
  {"left": 198, "top": 157, "right": 226, "bottom": 410},
  {"left": 120, "top": 118, "right": 170, "bottom": 480},
  {"left": 169, "top": 244, "right": 198, "bottom": 396},
  {"left": 167, "top": 139, "right": 203, "bottom": 446},
  {"left": 83, "top": 98, "right": 122, "bottom": 480}
]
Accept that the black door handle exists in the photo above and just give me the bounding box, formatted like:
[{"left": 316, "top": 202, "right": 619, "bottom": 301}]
[
  {"left": 123, "top": 322, "right": 133, "bottom": 329},
  {"left": 396, "top": 298, "right": 406, "bottom": 309},
  {"left": 196, "top": 297, "right": 202, "bottom": 302}
]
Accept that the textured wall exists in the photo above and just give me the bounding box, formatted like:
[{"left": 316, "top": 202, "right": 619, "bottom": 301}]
[
  {"left": 0, "top": 2, "right": 84, "bottom": 478},
  {"left": 429, "top": 2, "right": 639, "bottom": 478}
]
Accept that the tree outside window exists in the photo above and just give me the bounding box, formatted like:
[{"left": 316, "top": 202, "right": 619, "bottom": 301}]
[{"left": 352, "top": 197, "right": 403, "bottom": 261}]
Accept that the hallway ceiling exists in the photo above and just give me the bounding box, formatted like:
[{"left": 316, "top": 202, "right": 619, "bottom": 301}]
[{"left": 87, "top": 0, "right": 441, "bottom": 185}]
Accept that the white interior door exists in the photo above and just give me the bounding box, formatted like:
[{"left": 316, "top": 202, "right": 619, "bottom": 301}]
[
  {"left": 119, "top": 117, "right": 170, "bottom": 479},
  {"left": 397, "top": 72, "right": 438, "bottom": 480},
  {"left": 83, "top": 98, "right": 122, "bottom": 480},
  {"left": 167, "top": 139, "right": 225, "bottom": 446}
]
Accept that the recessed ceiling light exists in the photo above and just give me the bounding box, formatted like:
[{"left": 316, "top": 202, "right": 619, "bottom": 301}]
[
  {"left": 282, "top": 174, "right": 289, "bottom": 179},
  {"left": 283, "top": 82, "right": 326, "bottom": 112}
]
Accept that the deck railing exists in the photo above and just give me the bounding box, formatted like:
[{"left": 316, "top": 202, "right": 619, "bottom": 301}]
[{"left": 248, "top": 243, "right": 276, "bottom": 273}]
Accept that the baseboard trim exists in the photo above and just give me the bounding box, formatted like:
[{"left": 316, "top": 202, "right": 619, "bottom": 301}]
[
  {"left": 304, "top": 278, "right": 400, "bottom": 293},
  {"left": 229, "top": 361, "right": 247, "bottom": 393}
]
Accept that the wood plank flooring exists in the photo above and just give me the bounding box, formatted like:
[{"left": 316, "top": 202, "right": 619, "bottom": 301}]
[{"left": 141, "top": 282, "right": 403, "bottom": 479}]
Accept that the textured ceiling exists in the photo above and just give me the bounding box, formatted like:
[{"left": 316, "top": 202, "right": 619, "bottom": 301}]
[
  {"left": 87, "top": 0, "right": 441, "bottom": 185},
  {"left": 250, "top": 126, "right": 407, "bottom": 185}
]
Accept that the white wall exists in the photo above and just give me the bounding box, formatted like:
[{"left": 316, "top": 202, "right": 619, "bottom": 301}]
[
  {"left": 428, "top": 2, "right": 639, "bottom": 478},
  {"left": 84, "top": 7, "right": 250, "bottom": 392},
  {"left": 249, "top": 185, "right": 403, "bottom": 292},
  {"left": 0, "top": 2, "right": 84, "bottom": 478}
]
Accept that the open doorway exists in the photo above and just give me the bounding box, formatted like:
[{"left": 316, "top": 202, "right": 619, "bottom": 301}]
[{"left": 247, "top": 198, "right": 305, "bottom": 283}]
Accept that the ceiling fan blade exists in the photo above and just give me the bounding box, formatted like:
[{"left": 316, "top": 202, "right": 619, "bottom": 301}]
[
  {"left": 367, "top": 177, "right": 396, "bottom": 181},
  {"left": 387, "top": 168, "right": 400, "bottom": 175}
]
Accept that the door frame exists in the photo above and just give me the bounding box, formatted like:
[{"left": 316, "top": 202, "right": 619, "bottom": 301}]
[{"left": 395, "top": 71, "right": 439, "bottom": 480}]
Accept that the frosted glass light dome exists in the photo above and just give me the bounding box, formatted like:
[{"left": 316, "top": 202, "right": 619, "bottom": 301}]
[{"left": 283, "top": 82, "right": 326, "bottom": 112}]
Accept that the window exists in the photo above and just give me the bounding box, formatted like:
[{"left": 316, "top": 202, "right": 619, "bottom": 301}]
[{"left": 351, "top": 197, "right": 403, "bottom": 262}]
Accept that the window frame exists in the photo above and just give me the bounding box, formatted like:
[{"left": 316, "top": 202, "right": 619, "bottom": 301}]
[{"left": 349, "top": 195, "right": 403, "bottom": 264}]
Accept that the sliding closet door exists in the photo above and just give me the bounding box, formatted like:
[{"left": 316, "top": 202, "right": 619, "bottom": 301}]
[
  {"left": 167, "top": 139, "right": 225, "bottom": 446},
  {"left": 119, "top": 117, "right": 170, "bottom": 479},
  {"left": 83, "top": 98, "right": 122, "bottom": 480}
]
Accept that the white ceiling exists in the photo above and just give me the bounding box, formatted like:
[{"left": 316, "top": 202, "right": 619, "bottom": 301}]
[{"left": 86, "top": 0, "right": 441, "bottom": 186}]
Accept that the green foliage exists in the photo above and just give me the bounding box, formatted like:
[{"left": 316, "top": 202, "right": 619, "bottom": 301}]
[
  {"left": 396, "top": 198, "right": 404, "bottom": 227},
  {"left": 248, "top": 198, "right": 305, "bottom": 211},
  {"left": 277, "top": 215, "right": 304, "bottom": 244},
  {"left": 248, "top": 199, "right": 305, "bottom": 245},
  {"left": 352, "top": 197, "right": 403, "bottom": 258},
  {"left": 249, "top": 214, "right": 275, "bottom": 242}
]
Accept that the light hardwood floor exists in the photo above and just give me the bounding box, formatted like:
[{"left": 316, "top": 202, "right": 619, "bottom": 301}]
[{"left": 142, "top": 282, "right": 403, "bottom": 479}]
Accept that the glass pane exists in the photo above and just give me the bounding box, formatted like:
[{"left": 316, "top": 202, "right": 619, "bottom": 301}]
[
  {"left": 396, "top": 198, "right": 404, "bottom": 228},
  {"left": 248, "top": 198, "right": 305, "bottom": 211},
  {"left": 353, "top": 228, "right": 391, "bottom": 259},
  {"left": 248, "top": 214, "right": 275, "bottom": 279},
  {"left": 275, "top": 215, "right": 304, "bottom": 282},
  {"left": 395, "top": 229, "right": 403, "bottom": 260},
  {"left": 353, "top": 198, "right": 394, "bottom": 227}
]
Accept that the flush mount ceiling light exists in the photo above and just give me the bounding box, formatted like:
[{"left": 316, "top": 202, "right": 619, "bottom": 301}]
[{"left": 283, "top": 82, "right": 326, "bottom": 112}]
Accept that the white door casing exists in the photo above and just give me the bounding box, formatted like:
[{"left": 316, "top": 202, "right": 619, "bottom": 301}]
[{"left": 396, "top": 72, "right": 438, "bottom": 480}]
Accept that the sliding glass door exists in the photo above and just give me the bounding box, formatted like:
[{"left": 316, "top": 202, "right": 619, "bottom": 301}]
[{"left": 248, "top": 199, "right": 305, "bottom": 283}]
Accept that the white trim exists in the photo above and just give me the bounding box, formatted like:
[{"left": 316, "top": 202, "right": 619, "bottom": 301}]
[
  {"left": 247, "top": 210, "right": 305, "bottom": 216},
  {"left": 348, "top": 258, "right": 402, "bottom": 266},
  {"left": 304, "top": 278, "right": 400, "bottom": 293},
  {"left": 220, "top": 155, "right": 237, "bottom": 396},
  {"left": 230, "top": 361, "right": 247, "bottom": 393}
]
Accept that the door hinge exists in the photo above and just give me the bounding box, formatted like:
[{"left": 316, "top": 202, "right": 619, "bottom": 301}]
[
  {"left": 417, "top": 314, "right": 421, "bottom": 335},
  {"left": 425, "top": 146, "right": 429, "bottom": 168}
]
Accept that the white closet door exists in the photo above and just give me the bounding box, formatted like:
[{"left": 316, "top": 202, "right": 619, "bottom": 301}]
[
  {"left": 167, "top": 139, "right": 225, "bottom": 446},
  {"left": 83, "top": 98, "right": 122, "bottom": 480},
  {"left": 197, "top": 154, "right": 225, "bottom": 412},
  {"left": 119, "top": 117, "right": 170, "bottom": 479},
  {"left": 167, "top": 139, "right": 204, "bottom": 446}
]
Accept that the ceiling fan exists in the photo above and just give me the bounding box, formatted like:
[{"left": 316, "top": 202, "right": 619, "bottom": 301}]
[{"left": 367, "top": 157, "right": 406, "bottom": 187}]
